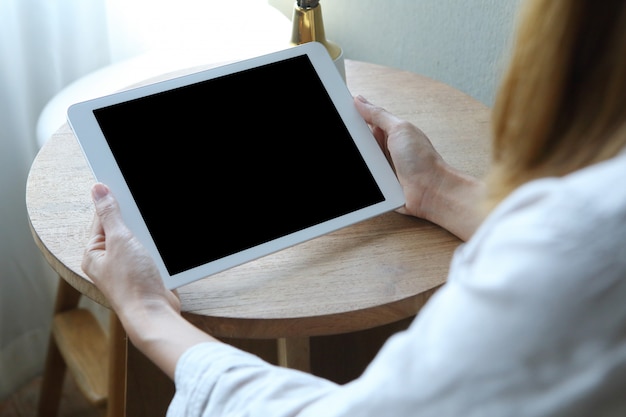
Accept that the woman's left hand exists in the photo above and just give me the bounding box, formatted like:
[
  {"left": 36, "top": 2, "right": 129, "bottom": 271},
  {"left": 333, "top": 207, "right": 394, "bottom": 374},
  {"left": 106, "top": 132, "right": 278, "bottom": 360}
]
[{"left": 81, "top": 182, "right": 180, "bottom": 319}]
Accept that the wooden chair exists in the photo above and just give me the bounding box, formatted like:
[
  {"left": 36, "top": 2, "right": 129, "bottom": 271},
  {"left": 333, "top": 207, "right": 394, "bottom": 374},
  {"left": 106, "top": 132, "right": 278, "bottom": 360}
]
[{"left": 37, "top": 278, "right": 126, "bottom": 417}]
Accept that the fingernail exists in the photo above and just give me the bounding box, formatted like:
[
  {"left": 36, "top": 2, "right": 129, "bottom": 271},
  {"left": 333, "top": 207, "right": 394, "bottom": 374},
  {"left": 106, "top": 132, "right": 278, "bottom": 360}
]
[
  {"left": 92, "top": 183, "right": 110, "bottom": 202},
  {"left": 356, "top": 95, "right": 370, "bottom": 104}
]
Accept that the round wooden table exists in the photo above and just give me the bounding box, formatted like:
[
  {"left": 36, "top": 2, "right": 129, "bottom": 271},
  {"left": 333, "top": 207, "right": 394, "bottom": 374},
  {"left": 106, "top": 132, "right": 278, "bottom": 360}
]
[{"left": 27, "top": 59, "right": 491, "bottom": 416}]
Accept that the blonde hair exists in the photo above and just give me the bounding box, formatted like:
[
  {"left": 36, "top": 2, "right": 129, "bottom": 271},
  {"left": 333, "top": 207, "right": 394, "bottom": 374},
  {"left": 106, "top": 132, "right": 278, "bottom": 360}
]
[{"left": 485, "top": 0, "right": 626, "bottom": 210}]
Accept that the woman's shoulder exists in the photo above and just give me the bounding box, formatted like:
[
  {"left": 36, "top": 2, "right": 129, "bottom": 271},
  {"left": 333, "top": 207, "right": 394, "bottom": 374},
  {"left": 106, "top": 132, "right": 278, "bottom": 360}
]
[
  {"left": 456, "top": 151, "right": 626, "bottom": 290},
  {"left": 483, "top": 150, "right": 626, "bottom": 245}
]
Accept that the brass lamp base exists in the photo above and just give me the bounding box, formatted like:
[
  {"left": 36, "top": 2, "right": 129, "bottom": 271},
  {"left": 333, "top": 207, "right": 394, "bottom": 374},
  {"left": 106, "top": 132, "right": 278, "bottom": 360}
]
[{"left": 290, "top": 1, "right": 345, "bottom": 80}]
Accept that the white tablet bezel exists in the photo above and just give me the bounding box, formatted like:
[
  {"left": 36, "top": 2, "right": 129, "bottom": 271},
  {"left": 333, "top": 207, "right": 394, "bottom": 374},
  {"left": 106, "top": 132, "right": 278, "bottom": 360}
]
[{"left": 67, "top": 42, "right": 405, "bottom": 289}]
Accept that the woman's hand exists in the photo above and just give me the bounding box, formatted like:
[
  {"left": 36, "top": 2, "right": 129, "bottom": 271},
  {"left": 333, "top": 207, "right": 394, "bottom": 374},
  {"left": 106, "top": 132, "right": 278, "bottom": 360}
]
[
  {"left": 354, "top": 96, "right": 485, "bottom": 241},
  {"left": 82, "top": 183, "right": 215, "bottom": 379},
  {"left": 354, "top": 95, "right": 446, "bottom": 219},
  {"left": 82, "top": 183, "right": 180, "bottom": 317}
]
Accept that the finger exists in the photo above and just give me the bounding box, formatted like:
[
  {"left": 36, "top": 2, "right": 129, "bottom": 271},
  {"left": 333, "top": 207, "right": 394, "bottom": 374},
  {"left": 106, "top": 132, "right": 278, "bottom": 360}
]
[
  {"left": 89, "top": 210, "right": 104, "bottom": 241},
  {"left": 91, "top": 183, "right": 126, "bottom": 236},
  {"left": 354, "top": 97, "right": 395, "bottom": 164},
  {"left": 354, "top": 95, "right": 401, "bottom": 132},
  {"left": 83, "top": 185, "right": 111, "bottom": 276},
  {"left": 371, "top": 125, "right": 387, "bottom": 147}
]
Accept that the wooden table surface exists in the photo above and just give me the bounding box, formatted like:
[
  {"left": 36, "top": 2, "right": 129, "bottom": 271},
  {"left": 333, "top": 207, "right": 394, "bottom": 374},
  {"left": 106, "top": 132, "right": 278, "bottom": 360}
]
[{"left": 27, "top": 59, "right": 491, "bottom": 413}]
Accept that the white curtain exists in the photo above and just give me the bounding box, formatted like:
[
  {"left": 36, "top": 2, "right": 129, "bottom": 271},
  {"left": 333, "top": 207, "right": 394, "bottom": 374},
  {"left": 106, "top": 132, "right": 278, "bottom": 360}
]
[
  {"left": 0, "top": 0, "right": 289, "bottom": 400},
  {"left": 0, "top": 0, "right": 115, "bottom": 401}
]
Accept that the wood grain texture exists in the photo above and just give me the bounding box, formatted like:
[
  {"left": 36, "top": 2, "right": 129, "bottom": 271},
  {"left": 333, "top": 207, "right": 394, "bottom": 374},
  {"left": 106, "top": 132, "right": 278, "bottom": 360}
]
[
  {"left": 0, "top": 375, "right": 104, "bottom": 417},
  {"left": 52, "top": 309, "right": 108, "bottom": 406}
]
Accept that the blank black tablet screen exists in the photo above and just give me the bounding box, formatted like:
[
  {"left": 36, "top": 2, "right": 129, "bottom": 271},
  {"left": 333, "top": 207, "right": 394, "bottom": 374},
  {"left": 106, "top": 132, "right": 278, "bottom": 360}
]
[{"left": 93, "top": 54, "right": 384, "bottom": 275}]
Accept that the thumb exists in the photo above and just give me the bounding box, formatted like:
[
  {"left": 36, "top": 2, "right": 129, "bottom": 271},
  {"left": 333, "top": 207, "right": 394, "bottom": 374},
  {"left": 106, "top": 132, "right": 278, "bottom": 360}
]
[
  {"left": 354, "top": 95, "right": 400, "bottom": 131},
  {"left": 91, "top": 183, "right": 125, "bottom": 235}
]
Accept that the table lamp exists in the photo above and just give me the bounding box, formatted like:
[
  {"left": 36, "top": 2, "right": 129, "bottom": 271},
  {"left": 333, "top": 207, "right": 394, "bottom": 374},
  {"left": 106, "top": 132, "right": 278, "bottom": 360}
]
[{"left": 290, "top": 0, "right": 345, "bottom": 80}]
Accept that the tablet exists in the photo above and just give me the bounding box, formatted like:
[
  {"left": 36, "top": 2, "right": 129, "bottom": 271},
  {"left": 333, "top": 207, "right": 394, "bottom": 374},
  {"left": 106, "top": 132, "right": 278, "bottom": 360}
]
[{"left": 67, "top": 42, "right": 405, "bottom": 289}]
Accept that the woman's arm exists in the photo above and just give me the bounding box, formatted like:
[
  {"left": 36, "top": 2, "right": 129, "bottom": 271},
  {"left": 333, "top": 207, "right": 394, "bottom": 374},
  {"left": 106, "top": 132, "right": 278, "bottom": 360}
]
[
  {"left": 354, "top": 96, "right": 485, "bottom": 241},
  {"left": 80, "top": 96, "right": 487, "bottom": 407}
]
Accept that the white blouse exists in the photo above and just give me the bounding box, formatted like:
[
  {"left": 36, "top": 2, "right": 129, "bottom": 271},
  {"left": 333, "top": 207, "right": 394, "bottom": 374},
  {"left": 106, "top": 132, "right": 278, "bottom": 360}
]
[{"left": 168, "top": 151, "right": 626, "bottom": 417}]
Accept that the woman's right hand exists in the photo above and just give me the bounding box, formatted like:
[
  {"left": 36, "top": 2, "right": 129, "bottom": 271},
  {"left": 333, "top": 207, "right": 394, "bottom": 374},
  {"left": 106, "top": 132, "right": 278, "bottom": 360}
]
[
  {"left": 354, "top": 95, "right": 446, "bottom": 219},
  {"left": 354, "top": 95, "right": 485, "bottom": 241}
]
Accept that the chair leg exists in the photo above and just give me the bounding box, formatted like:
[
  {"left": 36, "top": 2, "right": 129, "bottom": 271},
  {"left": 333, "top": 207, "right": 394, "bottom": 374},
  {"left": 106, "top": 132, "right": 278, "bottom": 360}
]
[
  {"left": 107, "top": 312, "right": 127, "bottom": 417},
  {"left": 37, "top": 277, "right": 81, "bottom": 417}
]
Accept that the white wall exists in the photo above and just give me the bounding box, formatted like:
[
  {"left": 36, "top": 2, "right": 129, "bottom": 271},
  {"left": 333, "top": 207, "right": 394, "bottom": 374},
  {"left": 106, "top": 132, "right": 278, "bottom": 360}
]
[{"left": 269, "top": 0, "right": 523, "bottom": 106}]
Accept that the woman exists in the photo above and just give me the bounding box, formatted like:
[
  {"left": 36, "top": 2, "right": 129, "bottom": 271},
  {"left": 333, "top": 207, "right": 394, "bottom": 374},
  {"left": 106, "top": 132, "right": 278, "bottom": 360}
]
[{"left": 82, "top": 0, "right": 626, "bottom": 415}]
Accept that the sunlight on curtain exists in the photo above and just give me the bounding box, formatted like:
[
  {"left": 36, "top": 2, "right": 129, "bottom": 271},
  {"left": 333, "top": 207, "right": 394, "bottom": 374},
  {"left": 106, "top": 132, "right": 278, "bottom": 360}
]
[
  {"left": 0, "top": 0, "right": 114, "bottom": 401},
  {"left": 0, "top": 0, "right": 288, "bottom": 401},
  {"left": 37, "top": 0, "right": 291, "bottom": 148},
  {"left": 105, "top": 0, "right": 289, "bottom": 59}
]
